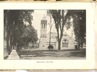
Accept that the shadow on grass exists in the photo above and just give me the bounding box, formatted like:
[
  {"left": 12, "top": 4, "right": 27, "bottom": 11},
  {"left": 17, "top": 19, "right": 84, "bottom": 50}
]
[
  {"left": 18, "top": 48, "right": 86, "bottom": 59},
  {"left": 69, "top": 49, "right": 86, "bottom": 57}
]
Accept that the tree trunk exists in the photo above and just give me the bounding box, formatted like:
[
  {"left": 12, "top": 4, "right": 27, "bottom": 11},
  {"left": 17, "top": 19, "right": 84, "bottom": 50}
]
[
  {"left": 5, "top": 13, "right": 11, "bottom": 54},
  {"left": 7, "top": 27, "right": 11, "bottom": 54},
  {"left": 78, "top": 43, "right": 80, "bottom": 49},
  {"left": 80, "top": 38, "right": 83, "bottom": 48},
  {"left": 77, "top": 39, "right": 80, "bottom": 50},
  {"left": 58, "top": 41, "right": 61, "bottom": 50},
  {"left": 49, "top": 27, "right": 52, "bottom": 46},
  {"left": 6, "top": 21, "right": 9, "bottom": 52},
  {"left": 58, "top": 38, "right": 61, "bottom": 50},
  {"left": 81, "top": 43, "right": 83, "bottom": 48}
]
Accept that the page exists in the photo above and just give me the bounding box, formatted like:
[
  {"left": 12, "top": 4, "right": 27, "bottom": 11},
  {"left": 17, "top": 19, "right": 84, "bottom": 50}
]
[
  {"left": 95, "top": 2, "right": 97, "bottom": 69},
  {"left": 0, "top": 2, "right": 95, "bottom": 69},
  {"left": 55, "top": 0, "right": 91, "bottom": 2},
  {"left": 0, "top": 69, "right": 95, "bottom": 72},
  {"left": 0, "top": 0, "right": 91, "bottom": 2},
  {"left": 0, "top": 0, "right": 55, "bottom": 2}
]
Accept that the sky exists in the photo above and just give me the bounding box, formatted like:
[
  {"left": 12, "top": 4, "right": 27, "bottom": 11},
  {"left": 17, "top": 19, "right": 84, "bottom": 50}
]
[{"left": 29, "top": 10, "right": 74, "bottom": 39}]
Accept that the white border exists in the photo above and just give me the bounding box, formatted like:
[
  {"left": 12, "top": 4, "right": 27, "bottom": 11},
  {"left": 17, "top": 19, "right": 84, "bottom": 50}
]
[{"left": 0, "top": 2, "right": 95, "bottom": 69}]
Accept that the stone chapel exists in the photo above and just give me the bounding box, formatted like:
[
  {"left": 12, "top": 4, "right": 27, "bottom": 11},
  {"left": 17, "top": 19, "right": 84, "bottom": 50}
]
[{"left": 39, "top": 17, "right": 76, "bottom": 50}]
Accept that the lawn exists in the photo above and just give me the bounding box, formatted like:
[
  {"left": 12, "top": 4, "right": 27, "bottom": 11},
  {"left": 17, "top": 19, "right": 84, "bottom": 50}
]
[{"left": 18, "top": 49, "right": 86, "bottom": 59}]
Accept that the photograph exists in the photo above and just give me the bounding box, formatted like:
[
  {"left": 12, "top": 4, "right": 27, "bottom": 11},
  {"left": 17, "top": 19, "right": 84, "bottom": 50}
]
[{"left": 4, "top": 10, "right": 86, "bottom": 60}]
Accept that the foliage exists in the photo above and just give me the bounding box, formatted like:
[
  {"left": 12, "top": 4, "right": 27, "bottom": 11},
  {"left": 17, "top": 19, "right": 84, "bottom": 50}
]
[
  {"left": 65, "top": 10, "right": 86, "bottom": 49},
  {"left": 4, "top": 10, "right": 34, "bottom": 53},
  {"left": 48, "top": 10, "right": 86, "bottom": 50},
  {"left": 48, "top": 10, "right": 72, "bottom": 50},
  {"left": 48, "top": 44, "right": 54, "bottom": 51},
  {"left": 21, "top": 25, "right": 38, "bottom": 48}
]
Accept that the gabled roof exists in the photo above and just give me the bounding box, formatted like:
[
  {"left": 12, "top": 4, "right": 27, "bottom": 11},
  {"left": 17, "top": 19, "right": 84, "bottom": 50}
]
[
  {"left": 48, "top": 31, "right": 76, "bottom": 43},
  {"left": 63, "top": 32, "right": 76, "bottom": 43}
]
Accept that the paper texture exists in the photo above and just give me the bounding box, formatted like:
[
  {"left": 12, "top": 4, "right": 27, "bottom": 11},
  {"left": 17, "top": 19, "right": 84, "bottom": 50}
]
[
  {"left": 95, "top": 2, "right": 97, "bottom": 69},
  {"left": 0, "top": 2, "right": 95, "bottom": 69},
  {"left": 0, "top": 0, "right": 91, "bottom": 2},
  {"left": 0, "top": 69, "right": 95, "bottom": 72}
]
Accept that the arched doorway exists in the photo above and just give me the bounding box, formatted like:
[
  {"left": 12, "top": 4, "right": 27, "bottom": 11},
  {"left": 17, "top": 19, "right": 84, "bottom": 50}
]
[{"left": 62, "top": 39, "right": 68, "bottom": 47}]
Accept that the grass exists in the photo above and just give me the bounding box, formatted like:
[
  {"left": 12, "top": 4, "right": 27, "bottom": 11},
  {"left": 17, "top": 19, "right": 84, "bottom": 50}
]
[{"left": 18, "top": 48, "right": 86, "bottom": 59}]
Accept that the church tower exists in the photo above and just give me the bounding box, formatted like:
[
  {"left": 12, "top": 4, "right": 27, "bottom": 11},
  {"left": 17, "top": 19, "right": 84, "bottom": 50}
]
[
  {"left": 40, "top": 17, "right": 47, "bottom": 38},
  {"left": 39, "top": 16, "right": 47, "bottom": 49}
]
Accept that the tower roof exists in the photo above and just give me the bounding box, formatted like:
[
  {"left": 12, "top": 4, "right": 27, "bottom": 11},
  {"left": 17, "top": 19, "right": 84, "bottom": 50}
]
[{"left": 41, "top": 15, "right": 47, "bottom": 24}]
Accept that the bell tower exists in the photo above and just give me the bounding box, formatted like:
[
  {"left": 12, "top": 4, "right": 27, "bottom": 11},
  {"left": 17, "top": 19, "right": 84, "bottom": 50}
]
[
  {"left": 40, "top": 17, "right": 47, "bottom": 38},
  {"left": 39, "top": 16, "right": 47, "bottom": 49}
]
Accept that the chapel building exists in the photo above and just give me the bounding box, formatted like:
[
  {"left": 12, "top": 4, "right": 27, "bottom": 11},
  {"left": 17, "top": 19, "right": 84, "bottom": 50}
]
[{"left": 39, "top": 17, "right": 76, "bottom": 50}]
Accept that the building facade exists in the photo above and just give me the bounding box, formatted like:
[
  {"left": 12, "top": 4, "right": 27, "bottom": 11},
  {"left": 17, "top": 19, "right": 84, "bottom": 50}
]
[{"left": 39, "top": 17, "right": 76, "bottom": 50}]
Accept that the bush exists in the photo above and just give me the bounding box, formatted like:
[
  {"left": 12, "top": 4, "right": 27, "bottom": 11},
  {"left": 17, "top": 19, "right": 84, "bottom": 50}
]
[{"left": 48, "top": 45, "right": 54, "bottom": 50}]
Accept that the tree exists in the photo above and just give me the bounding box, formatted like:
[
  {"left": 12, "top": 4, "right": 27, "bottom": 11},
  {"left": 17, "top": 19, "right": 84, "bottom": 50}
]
[
  {"left": 65, "top": 10, "right": 86, "bottom": 49},
  {"left": 48, "top": 10, "right": 72, "bottom": 50},
  {"left": 4, "top": 10, "right": 34, "bottom": 54},
  {"left": 21, "top": 25, "right": 38, "bottom": 49},
  {"left": 47, "top": 11, "right": 53, "bottom": 48},
  {"left": 73, "top": 10, "right": 86, "bottom": 49}
]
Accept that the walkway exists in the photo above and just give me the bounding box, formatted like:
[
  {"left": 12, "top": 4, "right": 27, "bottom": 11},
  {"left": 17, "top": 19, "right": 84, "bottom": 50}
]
[{"left": 7, "top": 49, "right": 20, "bottom": 60}]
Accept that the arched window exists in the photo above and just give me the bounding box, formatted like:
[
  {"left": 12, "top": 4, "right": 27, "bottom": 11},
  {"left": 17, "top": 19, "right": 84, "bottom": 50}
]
[{"left": 62, "top": 39, "right": 68, "bottom": 47}]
